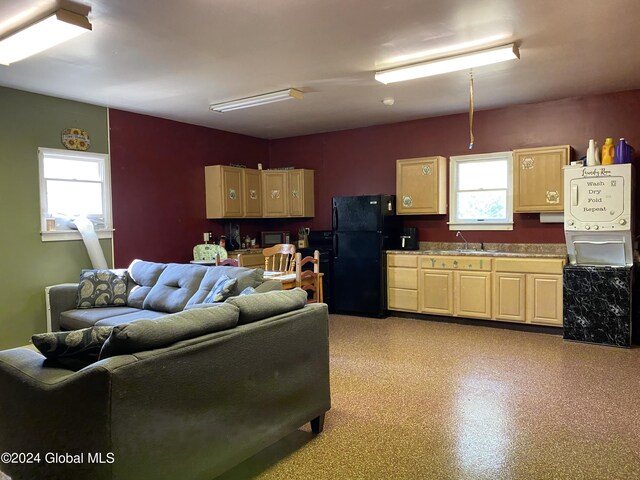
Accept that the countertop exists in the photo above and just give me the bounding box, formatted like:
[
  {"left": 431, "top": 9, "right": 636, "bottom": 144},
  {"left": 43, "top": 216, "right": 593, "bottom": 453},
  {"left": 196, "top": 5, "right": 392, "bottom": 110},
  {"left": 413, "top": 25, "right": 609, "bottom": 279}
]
[
  {"left": 387, "top": 242, "right": 567, "bottom": 259},
  {"left": 387, "top": 249, "right": 566, "bottom": 259}
]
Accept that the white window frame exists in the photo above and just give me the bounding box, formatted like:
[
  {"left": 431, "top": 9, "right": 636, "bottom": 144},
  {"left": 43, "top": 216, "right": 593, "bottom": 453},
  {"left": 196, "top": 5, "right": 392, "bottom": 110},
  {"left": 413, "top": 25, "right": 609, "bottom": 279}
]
[
  {"left": 448, "top": 151, "right": 513, "bottom": 231},
  {"left": 38, "top": 147, "right": 113, "bottom": 242}
]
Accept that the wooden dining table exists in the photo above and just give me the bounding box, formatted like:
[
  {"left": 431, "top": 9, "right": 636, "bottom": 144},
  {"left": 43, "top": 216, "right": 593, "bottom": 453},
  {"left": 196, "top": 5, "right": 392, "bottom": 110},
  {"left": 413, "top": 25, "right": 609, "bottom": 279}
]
[{"left": 263, "top": 271, "right": 324, "bottom": 303}]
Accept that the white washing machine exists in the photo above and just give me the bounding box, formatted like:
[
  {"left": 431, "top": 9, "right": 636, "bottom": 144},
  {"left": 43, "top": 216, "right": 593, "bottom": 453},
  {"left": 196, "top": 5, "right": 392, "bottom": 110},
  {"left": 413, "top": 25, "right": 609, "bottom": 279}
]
[{"left": 563, "top": 163, "right": 635, "bottom": 266}]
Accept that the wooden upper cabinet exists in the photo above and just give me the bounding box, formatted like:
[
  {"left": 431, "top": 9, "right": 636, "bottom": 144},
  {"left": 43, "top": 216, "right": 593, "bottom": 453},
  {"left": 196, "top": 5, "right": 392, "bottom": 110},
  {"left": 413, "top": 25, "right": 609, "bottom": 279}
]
[
  {"left": 205, "top": 165, "right": 243, "bottom": 218},
  {"left": 242, "top": 168, "right": 263, "bottom": 217},
  {"left": 396, "top": 156, "right": 447, "bottom": 215},
  {"left": 262, "top": 170, "right": 289, "bottom": 217},
  {"left": 262, "top": 169, "right": 315, "bottom": 218},
  {"left": 513, "top": 145, "right": 572, "bottom": 213},
  {"left": 288, "top": 169, "right": 314, "bottom": 217}
]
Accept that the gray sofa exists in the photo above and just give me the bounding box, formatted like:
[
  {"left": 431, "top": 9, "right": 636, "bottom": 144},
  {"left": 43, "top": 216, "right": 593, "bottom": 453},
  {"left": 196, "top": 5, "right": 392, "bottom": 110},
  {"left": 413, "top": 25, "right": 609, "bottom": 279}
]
[
  {"left": 0, "top": 289, "right": 331, "bottom": 480},
  {"left": 49, "top": 259, "right": 282, "bottom": 331}
]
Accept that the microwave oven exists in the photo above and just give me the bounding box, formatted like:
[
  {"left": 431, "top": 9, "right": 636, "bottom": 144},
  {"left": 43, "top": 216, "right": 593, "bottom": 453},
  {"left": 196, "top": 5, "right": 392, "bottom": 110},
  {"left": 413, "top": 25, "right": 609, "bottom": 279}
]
[{"left": 261, "top": 231, "right": 290, "bottom": 247}]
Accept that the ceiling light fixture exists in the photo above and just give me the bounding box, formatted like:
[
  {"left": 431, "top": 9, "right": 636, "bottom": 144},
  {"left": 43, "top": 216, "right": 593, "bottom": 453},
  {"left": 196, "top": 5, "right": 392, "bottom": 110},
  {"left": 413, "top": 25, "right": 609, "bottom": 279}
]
[
  {"left": 375, "top": 43, "right": 520, "bottom": 84},
  {"left": 210, "top": 88, "right": 304, "bottom": 113},
  {"left": 0, "top": 9, "right": 92, "bottom": 66}
]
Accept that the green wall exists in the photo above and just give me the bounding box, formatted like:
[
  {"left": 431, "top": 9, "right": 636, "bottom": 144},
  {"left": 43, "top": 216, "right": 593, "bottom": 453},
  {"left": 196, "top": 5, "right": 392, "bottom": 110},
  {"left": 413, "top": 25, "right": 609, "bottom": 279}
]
[{"left": 0, "top": 87, "right": 112, "bottom": 349}]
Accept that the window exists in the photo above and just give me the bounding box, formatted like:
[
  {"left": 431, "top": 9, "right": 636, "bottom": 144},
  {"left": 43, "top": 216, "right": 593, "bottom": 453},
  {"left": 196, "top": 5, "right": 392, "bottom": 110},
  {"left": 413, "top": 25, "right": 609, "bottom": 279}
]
[
  {"left": 38, "top": 147, "right": 112, "bottom": 241},
  {"left": 449, "top": 151, "right": 513, "bottom": 230}
]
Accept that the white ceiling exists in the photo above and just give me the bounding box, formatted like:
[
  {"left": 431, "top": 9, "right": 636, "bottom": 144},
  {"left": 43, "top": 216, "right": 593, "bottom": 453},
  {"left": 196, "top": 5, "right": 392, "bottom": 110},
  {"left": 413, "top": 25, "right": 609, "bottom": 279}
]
[{"left": 1, "top": 0, "right": 639, "bottom": 139}]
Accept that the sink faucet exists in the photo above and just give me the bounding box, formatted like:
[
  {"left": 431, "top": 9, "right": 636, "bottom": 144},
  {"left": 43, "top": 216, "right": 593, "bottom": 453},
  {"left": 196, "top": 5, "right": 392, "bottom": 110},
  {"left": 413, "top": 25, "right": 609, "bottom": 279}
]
[{"left": 456, "top": 231, "right": 469, "bottom": 250}]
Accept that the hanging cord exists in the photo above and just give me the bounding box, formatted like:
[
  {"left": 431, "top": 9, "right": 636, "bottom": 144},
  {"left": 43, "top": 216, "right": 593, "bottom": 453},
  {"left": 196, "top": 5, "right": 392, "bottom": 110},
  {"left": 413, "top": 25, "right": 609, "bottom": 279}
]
[{"left": 469, "top": 69, "right": 474, "bottom": 150}]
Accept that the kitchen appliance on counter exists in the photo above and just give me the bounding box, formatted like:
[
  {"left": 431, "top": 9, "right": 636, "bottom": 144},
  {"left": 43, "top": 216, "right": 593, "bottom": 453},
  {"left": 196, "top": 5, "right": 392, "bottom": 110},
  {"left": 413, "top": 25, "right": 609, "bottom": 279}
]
[
  {"left": 562, "top": 163, "right": 637, "bottom": 347},
  {"left": 224, "top": 223, "right": 240, "bottom": 251},
  {"left": 563, "top": 163, "right": 635, "bottom": 266},
  {"left": 261, "top": 231, "right": 290, "bottom": 248},
  {"left": 299, "top": 230, "right": 334, "bottom": 312},
  {"left": 399, "top": 227, "right": 419, "bottom": 250},
  {"left": 332, "top": 195, "right": 400, "bottom": 317}
]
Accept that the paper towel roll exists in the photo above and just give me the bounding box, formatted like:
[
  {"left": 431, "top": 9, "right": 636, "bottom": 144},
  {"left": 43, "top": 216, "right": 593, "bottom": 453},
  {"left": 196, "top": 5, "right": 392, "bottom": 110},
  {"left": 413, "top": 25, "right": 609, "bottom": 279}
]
[{"left": 72, "top": 216, "right": 108, "bottom": 269}]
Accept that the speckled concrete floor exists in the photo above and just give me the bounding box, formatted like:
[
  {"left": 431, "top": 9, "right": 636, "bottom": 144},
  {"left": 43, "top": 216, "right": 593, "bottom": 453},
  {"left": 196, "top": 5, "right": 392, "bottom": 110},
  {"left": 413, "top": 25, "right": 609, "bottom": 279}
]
[{"left": 220, "top": 314, "right": 640, "bottom": 480}]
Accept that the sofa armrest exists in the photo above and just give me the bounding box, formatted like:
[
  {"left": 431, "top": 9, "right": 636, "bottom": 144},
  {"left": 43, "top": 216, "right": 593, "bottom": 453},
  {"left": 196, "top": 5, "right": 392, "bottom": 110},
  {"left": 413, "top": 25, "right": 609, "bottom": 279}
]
[
  {"left": 254, "top": 279, "right": 283, "bottom": 293},
  {"left": 48, "top": 284, "right": 79, "bottom": 331}
]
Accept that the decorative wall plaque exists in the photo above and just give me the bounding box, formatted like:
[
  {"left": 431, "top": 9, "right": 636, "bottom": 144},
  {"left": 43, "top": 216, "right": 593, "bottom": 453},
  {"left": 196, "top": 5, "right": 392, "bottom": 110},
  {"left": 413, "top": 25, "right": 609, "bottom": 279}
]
[{"left": 61, "top": 128, "right": 90, "bottom": 151}]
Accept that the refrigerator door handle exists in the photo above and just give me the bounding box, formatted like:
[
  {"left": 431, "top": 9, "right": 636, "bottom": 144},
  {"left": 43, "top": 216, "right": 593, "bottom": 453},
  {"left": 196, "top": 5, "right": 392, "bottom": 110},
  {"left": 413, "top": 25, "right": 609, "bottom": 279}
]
[{"left": 333, "top": 206, "right": 338, "bottom": 231}]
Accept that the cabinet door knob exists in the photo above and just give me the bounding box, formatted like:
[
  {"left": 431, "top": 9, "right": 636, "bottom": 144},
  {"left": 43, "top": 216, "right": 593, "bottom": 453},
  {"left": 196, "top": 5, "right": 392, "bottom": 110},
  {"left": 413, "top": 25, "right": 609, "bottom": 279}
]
[
  {"left": 402, "top": 196, "right": 413, "bottom": 207},
  {"left": 228, "top": 189, "right": 237, "bottom": 200},
  {"left": 546, "top": 190, "right": 559, "bottom": 204},
  {"left": 271, "top": 190, "right": 280, "bottom": 199},
  {"left": 521, "top": 157, "right": 535, "bottom": 170}
]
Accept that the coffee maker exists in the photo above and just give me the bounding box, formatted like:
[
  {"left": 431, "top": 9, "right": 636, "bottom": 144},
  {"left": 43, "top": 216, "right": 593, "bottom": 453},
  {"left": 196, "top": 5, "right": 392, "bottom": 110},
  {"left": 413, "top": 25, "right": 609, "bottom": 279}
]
[{"left": 399, "top": 227, "right": 419, "bottom": 250}]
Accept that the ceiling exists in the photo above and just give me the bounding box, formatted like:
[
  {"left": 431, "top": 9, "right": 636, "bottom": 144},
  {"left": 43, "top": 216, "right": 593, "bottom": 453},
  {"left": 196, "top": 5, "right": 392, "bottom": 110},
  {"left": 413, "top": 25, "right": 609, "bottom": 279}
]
[{"left": 1, "top": 0, "right": 639, "bottom": 139}]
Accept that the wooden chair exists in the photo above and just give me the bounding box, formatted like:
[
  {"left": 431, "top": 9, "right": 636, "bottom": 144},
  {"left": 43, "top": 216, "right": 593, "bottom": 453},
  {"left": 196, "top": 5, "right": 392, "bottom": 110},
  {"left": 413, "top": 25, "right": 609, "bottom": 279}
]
[
  {"left": 295, "top": 250, "right": 323, "bottom": 304},
  {"left": 263, "top": 244, "right": 296, "bottom": 272}
]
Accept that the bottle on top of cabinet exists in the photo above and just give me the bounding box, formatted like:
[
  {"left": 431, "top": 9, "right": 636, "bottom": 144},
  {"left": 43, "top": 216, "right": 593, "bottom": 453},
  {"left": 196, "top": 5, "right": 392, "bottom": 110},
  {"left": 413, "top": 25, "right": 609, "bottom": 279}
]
[{"left": 601, "top": 138, "right": 615, "bottom": 165}]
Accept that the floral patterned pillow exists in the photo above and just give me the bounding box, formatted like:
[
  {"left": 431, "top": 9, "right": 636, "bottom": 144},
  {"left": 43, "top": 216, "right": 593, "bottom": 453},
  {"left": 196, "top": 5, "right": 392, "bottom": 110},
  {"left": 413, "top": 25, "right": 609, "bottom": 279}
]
[
  {"left": 76, "top": 269, "right": 128, "bottom": 308},
  {"left": 32, "top": 326, "right": 113, "bottom": 370}
]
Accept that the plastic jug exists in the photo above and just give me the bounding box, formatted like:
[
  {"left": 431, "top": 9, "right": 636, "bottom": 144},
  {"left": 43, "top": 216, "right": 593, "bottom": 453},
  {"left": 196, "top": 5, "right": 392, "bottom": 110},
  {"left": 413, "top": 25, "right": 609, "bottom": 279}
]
[
  {"left": 585, "top": 139, "right": 599, "bottom": 166},
  {"left": 615, "top": 138, "right": 633, "bottom": 164},
  {"left": 601, "top": 138, "right": 615, "bottom": 165}
]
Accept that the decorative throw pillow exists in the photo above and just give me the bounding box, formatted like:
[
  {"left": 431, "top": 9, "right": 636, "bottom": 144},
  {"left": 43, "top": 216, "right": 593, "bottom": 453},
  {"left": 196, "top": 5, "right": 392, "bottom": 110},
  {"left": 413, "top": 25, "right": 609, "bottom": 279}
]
[
  {"left": 225, "top": 288, "right": 308, "bottom": 325},
  {"left": 76, "top": 269, "right": 128, "bottom": 308},
  {"left": 32, "top": 326, "right": 113, "bottom": 370},
  {"left": 99, "top": 303, "right": 240, "bottom": 359},
  {"left": 203, "top": 275, "right": 237, "bottom": 303}
]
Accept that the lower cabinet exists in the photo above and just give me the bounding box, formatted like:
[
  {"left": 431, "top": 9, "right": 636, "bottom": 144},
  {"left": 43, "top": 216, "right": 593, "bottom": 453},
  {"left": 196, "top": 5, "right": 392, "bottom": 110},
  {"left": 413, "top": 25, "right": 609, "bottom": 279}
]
[
  {"left": 387, "top": 254, "right": 418, "bottom": 312},
  {"left": 526, "top": 273, "right": 563, "bottom": 326},
  {"left": 387, "top": 253, "right": 565, "bottom": 327},
  {"left": 420, "top": 270, "right": 453, "bottom": 315},
  {"left": 454, "top": 271, "right": 492, "bottom": 319},
  {"left": 493, "top": 273, "right": 526, "bottom": 322}
]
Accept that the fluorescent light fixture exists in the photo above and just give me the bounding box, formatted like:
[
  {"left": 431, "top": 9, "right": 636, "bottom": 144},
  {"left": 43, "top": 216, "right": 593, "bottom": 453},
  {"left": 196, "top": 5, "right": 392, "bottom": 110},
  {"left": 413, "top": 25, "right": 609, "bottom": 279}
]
[
  {"left": 0, "top": 9, "right": 92, "bottom": 66},
  {"left": 375, "top": 43, "right": 520, "bottom": 84},
  {"left": 210, "top": 88, "right": 304, "bottom": 113}
]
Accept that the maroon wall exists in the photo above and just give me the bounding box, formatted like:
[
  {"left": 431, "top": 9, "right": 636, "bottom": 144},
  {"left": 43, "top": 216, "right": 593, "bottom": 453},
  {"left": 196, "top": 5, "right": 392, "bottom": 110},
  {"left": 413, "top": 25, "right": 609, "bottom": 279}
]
[
  {"left": 109, "top": 110, "right": 269, "bottom": 267},
  {"left": 269, "top": 90, "right": 640, "bottom": 244}
]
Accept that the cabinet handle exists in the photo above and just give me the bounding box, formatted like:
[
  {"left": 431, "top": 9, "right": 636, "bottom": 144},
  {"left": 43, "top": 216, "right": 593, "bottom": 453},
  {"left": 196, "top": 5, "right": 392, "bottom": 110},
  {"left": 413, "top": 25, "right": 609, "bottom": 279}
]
[
  {"left": 271, "top": 190, "right": 280, "bottom": 199},
  {"left": 291, "top": 189, "right": 299, "bottom": 198},
  {"left": 521, "top": 157, "right": 534, "bottom": 170},
  {"left": 546, "top": 190, "right": 560, "bottom": 204},
  {"left": 249, "top": 189, "right": 258, "bottom": 200},
  {"left": 228, "top": 189, "right": 237, "bottom": 200},
  {"left": 422, "top": 165, "right": 432, "bottom": 175},
  {"left": 402, "top": 195, "right": 413, "bottom": 207}
]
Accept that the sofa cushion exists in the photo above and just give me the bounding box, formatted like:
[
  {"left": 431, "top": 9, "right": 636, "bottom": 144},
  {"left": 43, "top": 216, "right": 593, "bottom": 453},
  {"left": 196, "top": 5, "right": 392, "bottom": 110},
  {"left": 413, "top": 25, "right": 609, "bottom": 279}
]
[
  {"left": 203, "top": 275, "right": 237, "bottom": 303},
  {"left": 143, "top": 263, "right": 208, "bottom": 313},
  {"left": 225, "top": 288, "right": 308, "bottom": 325},
  {"left": 99, "top": 303, "right": 240, "bottom": 359},
  {"left": 186, "top": 267, "right": 264, "bottom": 306},
  {"left": 60, "top": 307, "right": 142, "bottom": 330},
  {"left": 127, "top": 260, "right": 168, "bottom": 309},
  {"left": 94, "top": 309, "right": 167, "bottom": 327},
  {"left": 32, "top": 326, "right": 113, "bottom": 370},
  {"left": 76, "top": 269, "right": 128, "bottom": 308}
]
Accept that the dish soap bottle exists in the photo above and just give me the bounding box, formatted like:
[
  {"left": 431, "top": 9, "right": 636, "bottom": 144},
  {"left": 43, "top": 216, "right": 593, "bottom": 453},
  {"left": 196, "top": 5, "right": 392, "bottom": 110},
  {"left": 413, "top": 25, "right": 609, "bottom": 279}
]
[{"left": 601, "top": 138, "right": 615, "bottom": 165}]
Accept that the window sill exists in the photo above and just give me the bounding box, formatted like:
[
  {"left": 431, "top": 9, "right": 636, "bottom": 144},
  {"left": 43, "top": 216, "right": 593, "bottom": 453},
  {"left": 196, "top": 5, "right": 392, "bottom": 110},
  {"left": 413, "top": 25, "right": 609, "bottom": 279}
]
[
  {"left": 41, "top": 229, "right": 114, "bottom": 242},
  {"left": 448, "top": 222, "right": 513, "bottom": 231}
]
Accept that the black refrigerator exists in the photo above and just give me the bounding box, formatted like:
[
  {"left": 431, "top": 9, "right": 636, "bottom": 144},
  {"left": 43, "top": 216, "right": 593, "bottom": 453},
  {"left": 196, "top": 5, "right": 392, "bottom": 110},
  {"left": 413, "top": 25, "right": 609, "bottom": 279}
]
[{"left": 332, "top": 195, "right": 399, "bottom": 317}]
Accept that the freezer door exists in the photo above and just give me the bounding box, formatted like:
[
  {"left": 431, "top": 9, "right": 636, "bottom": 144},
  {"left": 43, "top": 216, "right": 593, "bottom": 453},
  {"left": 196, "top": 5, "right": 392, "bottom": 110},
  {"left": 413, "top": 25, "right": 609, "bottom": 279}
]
[
  {"left": 333, "top": 231, "right": 386, "bottom": 316},
  {"left": 333, "top": 195, "right": 391, "bottom": 232}
]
